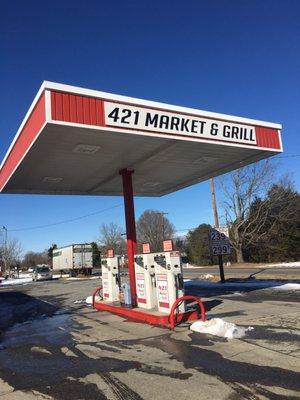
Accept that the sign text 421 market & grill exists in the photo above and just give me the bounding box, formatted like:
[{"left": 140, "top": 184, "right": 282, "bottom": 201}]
[{"left": 104, "top": 102, "right": 257, "bottom": 145}]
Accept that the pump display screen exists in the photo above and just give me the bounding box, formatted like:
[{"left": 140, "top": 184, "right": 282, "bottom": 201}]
[{"left": 154, "top": 255, "right": 166, "bottom": 268}]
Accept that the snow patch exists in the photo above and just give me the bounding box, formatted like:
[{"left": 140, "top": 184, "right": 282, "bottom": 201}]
[
  {"left": 0, "top": 277, "right": 32, "bottom": 286},
  {"left": 272, "top": 283, "right": 300, "bottom": 290},
  {"left": 67, "top": 276, "right": 100, "bottom": 281},
  {"left": 85, "top": 295, "right": 101, "bottom": 305},
  {"left": 190, "top": 318, "right": 254, "bottom": 339},
  {"left": 263, "top": 261, "right": 300, "bottom": 268}
]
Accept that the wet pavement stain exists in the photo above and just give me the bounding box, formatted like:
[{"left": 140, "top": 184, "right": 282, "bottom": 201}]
[
  {"left": 140, "top": 334, "right": 300, "bottom": 397},
  {"left": 0, "top": 305, "right": 191, "bottom": 400},
  {"left": 246, "top": 324, "right": 300, "bottom": 343},
  {"left": 1, "top": 288, "right": 299, "bottom": 399},
  {"left": 0, "top": 291, "right": 59, "bottom": 340}
]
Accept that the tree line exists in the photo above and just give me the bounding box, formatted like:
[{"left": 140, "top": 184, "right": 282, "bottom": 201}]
[
  {"left": 98, "top": 162, "right": 299, "bottom": 265},
  {"left": 183, "top": 180, "right": 299, "bottom": 265},
  {"left": 1, "top": 161, "right": 298, "bottom": 270}
]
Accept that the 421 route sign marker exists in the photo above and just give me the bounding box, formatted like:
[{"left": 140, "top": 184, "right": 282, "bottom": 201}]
[{"left": 210, "top": 227, "right": 231, "bottom": 255}]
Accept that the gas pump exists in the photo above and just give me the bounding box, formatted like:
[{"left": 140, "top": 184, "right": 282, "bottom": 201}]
[
  {"left": 134, "top": 253, "right": 157, "bottom": 309},
  {"left": 101, "top": 255, "right": 120, "bottom": 302},
  {"left": 154, "top": 251, "right": 185, "bottom": 314}
]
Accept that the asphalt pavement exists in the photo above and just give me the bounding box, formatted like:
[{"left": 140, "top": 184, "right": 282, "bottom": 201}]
[
  {"left": 0, "top": 276, "right": 299, "bottom": 399},
  {"left": 184, "top": 266, "right": 300, "bottom": 279}
]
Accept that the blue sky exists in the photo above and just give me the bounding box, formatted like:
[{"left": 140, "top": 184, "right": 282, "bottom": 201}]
[{"left": 1, "top": 0, "right": 299, "bottom": 254}]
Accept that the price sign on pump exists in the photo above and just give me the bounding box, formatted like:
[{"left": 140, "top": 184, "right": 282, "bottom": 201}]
[
  {"left": 107, "top": 249, "right": 114, "bottom": 258},
  {"left": 136, "top": 273, "right": 147, "bottom": 303},
  {"left": 210, "top": 227, "right": 231, "bottom": 255},
  {"left": 163, "top": 239, "right": 173, "bottom": 252},
  {"left": 142, "top": 243, "right": 151, "bottom": 254},
  {"left": 156, "top": 274, "right": 169, "bottom": 308}
]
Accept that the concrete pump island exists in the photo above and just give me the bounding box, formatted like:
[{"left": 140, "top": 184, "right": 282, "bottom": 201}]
[{"left": 0, "top": 81, "right": 282, "bottom": 328}]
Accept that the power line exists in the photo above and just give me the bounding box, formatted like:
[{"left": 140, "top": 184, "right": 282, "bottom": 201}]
[
  {"left": 8, "top": 204, "right": 122, "bottom": 232},
  {"left": 5, "top": 155, "right": 300, "bottom": 233},
  {"left": 276, "top": 154, "right": 300, "bottom": 158}
]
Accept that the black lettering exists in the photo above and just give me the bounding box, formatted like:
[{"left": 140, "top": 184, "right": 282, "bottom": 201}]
[
  {"left": 170, "top": 117, "right": 180, "bottom": 130},
  {"left": 191, "top": 120, "right": 198, "bottom": 133},
  {"left": 231, "top": 126, "right": 239, "bottom": 139},
  {"left": 223, "top": 125, "right": 230, "bottom": 137},
  {"left": 145, "top": 113, "right": 158, "bottom": 127},
  {"left": 159, "top": 115, "right": 170, "bottom": 129},
  {"left": 241, "top": 128, "right": 246, "bottom": 140},
  {"left": 108, "top": 107, "right": 120, "bottom": 122},
  {"left": 239, "top": 128, "right": 247, "bottom": 140},
  {"left": 198, "top": 121, "right": 206, "bottom": 134},
  {"left": 249, "top": 129, "right": 255, "bottom": 141},
  {"left": 133, "top": 111, "right": 139, "bottom": 125},
  {"left": 180, "top": 118, "right": 190, "bottom": 132},
  {"left": 120, "top": 109, "right": 131, "bottom": 124},
  {"left": 210, "top": 123, "right": 218, "bottom": 136}
]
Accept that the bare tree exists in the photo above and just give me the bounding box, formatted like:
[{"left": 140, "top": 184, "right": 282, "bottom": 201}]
[
  {"left": 219, "top": 160, "right": 275, "bottom": 263},
  {"left": 0, "top": 237, "right": 22, "bottom": 272},
  {"left": 137, "top": 210, "right": 175, "bottom": 252},
  {"left": 219, "top": 159, "right": 298, "bottom": 263},
  {"left": 99, "top": 223, "right": 126, "bottom": 255},
  {"left": 21, "top": 251, "right": 48, "bottom": 269}
]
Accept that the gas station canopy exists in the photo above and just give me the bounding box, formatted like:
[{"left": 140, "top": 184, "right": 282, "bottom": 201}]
[{"left": 0, "top": 82, "right": 282, "bottom": 196}]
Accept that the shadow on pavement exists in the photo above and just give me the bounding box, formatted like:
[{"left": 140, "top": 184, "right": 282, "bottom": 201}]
[{"left": 0, "top": 291, "right": 59, "bottom": 339}]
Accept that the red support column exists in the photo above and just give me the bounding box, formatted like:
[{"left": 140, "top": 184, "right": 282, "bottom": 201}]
[{"left": 120, "top": 169, "right": 137, "bottom": 307}]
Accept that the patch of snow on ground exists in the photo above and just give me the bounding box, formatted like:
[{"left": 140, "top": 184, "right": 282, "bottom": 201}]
[
  {"left": 85, "top": 295, "right": 101, "bottom": 305},
  {"left": 272, "top": 283, "right": 300, "bottom": 290},
  {"left": 190, "top": 318, "right": 253, "bottom": 339},
  {"left": 67, "top": 276, "right": 100, "bottom": 281},
  {"left": 223, "top": 291, "right": 244, "bottom": 297},
  {"left": 263, "top": 261, "right": 300, "bottom": 268},
  {"left": 0, "top": 277, "right": 32, "bottom": 286}
]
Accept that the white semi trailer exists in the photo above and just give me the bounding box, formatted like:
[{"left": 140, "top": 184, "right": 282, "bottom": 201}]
[{"left": 52, "top": 244, "right": 93, "bottom": 276}]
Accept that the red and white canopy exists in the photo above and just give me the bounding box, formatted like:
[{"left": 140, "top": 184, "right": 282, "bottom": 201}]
[{"left": 0, "top": 82, "right": 282, "bottom": 196}]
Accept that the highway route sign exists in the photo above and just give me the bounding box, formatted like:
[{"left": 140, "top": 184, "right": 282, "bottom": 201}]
[{"left": 210, "top": 227, "right": 231, "bottom": 255}]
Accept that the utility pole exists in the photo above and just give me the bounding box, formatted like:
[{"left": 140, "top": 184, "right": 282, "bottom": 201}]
[
  {"left": 210, "top": 179, "right": 225, "bottom": 282},
  {"left": 2, "top": 226, "right": 8, "bottom": 273}
]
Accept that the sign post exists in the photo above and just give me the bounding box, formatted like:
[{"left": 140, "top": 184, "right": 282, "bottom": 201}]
[
  {"left": 210, "top": 178, "right": 226, "bottom": 282},
  {"left": 210, "top": 226, "right": 231, "bottom": 282}
]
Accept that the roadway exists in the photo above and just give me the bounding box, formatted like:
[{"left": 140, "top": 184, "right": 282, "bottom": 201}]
[{"left": 184, "top": 266, "right": 300, "bottom": 279}]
